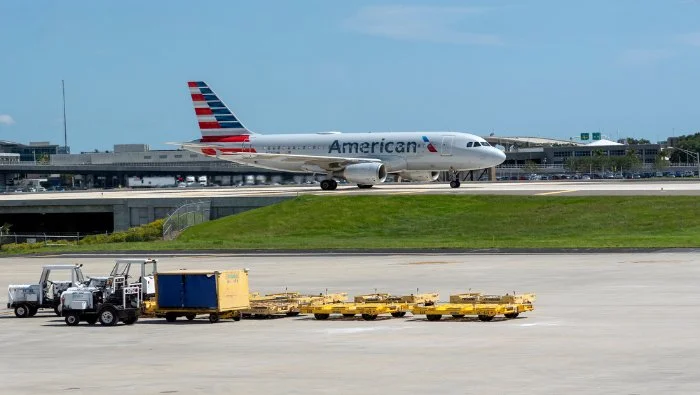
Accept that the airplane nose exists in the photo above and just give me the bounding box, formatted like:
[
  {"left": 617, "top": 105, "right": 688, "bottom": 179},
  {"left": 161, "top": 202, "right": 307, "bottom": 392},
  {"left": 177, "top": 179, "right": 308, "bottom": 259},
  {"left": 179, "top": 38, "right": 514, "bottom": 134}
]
[{"left": 492, "top": 148, "right": 506, "bottom": 165}]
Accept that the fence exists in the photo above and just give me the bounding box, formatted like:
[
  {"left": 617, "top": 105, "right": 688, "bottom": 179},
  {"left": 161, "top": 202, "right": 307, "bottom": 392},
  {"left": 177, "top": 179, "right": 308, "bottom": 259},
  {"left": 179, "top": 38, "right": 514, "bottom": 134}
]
[
  {"left": 162, "top": 201, "right": 211, "bottom": 241},
  {"left": 0, "top": 232, "right": 91, "bottom": 246}
]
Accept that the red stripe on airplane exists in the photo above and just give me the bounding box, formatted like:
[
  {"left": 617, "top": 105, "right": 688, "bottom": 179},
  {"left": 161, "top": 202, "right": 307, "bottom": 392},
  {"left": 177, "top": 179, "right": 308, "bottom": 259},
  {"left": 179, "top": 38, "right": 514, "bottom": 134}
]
[
  {"left": 188, "top": 81, "right": 198, "bottom": 87},
  {"left": 195, "top": 108, "right": 213, "bottom": 115},
  {"left": 201, "top": 148, "right": 217, "bottom": 156},
  {"left": 191, "top": 93, "right": 205, "bottom": 101},
  {"left": 200, "top": 135, "right": 250, "bottom": 143},
  {"left": 198, "top": 121, "right": 221, "bottom": 129},
  {"left": 219, "top": 148, "right": 257, "bottom": 153}
]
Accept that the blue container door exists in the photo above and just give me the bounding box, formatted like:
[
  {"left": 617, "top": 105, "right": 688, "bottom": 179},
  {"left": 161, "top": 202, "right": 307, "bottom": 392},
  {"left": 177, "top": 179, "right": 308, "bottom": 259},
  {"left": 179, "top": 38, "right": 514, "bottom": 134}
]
[
  {"left": 183, "top": 274, "right": 218, "bottom": 309},
  {"left": 157, "top": 274, "right": 185, "bottom": 308}
]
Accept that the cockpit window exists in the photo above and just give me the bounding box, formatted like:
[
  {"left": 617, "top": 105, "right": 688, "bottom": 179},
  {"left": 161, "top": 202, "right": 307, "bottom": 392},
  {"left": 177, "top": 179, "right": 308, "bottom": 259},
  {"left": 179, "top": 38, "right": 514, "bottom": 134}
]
[
  {"left": 466, "top": 142, "right": 473, "bottom": 147},
  {"left": 481, "top": 141, "right": 491, "bottom": 147},
  {"left": 473, "top": 142, "right": 481, "bottom": 147}
]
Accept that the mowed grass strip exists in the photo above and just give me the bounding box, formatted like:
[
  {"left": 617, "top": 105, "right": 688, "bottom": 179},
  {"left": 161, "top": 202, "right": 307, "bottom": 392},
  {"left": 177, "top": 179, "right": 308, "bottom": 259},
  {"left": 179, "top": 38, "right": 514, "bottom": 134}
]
[
  {"left": 4, "top": 195, "right": 698, "bottom": 255},
  {"left": 176, "top": 195, "right": 700, "bottom": 249}
]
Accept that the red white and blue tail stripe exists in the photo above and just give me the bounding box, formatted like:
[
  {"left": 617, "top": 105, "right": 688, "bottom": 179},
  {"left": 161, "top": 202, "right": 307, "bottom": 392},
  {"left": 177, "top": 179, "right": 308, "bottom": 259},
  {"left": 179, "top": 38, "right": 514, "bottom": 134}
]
[{"left": 188, "top": 81, "right": 253, "bottom": 142}]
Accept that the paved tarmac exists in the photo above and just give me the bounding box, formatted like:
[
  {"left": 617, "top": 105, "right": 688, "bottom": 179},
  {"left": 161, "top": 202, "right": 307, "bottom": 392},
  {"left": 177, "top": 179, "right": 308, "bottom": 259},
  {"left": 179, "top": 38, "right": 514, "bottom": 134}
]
[
  {"left": 1, "top": 253, "right": 699, "bottom": 394},
  {"left": 1, "top": 180, "right": 700, "bottom": 201}
]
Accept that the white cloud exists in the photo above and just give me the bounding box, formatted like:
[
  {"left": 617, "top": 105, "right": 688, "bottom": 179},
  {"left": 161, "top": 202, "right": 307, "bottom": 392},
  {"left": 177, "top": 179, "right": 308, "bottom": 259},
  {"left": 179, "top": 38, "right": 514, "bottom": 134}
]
[
  {"left": 344, "top": 5, "right": 502, "bottom": 45},
  {"left": 617, "top": 49, "right": 674, "bottom": 66},
  {"left": 0, "top": 114, "right": 15, "bottom": 126},
  {"left": 678, "top": 32, "right": 700, "bottom": 46}
]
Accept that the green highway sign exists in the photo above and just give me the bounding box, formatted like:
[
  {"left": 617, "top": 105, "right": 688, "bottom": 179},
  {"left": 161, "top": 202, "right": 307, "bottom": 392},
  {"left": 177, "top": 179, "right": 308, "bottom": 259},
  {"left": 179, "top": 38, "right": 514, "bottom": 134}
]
[
  {"left": 592, "top": 132, "right": 601, "bottom": 140},
  {"left": 580, "top": 133, "right": 590, "bottom": 140}
]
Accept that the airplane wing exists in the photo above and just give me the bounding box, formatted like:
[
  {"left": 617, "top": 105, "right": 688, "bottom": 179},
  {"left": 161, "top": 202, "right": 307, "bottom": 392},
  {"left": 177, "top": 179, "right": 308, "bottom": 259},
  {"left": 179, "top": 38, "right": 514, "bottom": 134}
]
[{"left": 175, "top": 142, "right": 381, "bottom": 172}]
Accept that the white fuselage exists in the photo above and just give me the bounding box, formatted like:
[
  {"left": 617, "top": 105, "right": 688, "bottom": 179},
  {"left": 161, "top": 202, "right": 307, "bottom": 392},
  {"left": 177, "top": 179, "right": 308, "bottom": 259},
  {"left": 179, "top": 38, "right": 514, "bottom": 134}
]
[{"left": 190, "top": 131, "right": 505, "bottom": 174}]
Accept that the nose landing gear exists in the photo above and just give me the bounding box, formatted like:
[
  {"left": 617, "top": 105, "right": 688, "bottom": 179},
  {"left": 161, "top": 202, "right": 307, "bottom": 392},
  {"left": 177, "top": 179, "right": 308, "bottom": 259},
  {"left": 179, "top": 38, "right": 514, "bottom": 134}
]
[{"left": 449, "top": 170, "right": 461, "bottom": 188}]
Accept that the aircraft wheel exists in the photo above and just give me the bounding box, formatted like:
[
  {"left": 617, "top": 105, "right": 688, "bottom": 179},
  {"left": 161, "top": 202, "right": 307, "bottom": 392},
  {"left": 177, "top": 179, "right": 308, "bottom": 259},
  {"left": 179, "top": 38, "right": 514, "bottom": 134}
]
[
  {"left": 320, "top": 180, "right": 332, "bottom": 190},
  {"left": 330, "top": 180, "right": 338, "bottom": 190},
  {"left": 449, "top": 180, "right": 461, "bottom": 188},
  {"left": 357, "top": 184, "right": 373, "bottom": 189}
]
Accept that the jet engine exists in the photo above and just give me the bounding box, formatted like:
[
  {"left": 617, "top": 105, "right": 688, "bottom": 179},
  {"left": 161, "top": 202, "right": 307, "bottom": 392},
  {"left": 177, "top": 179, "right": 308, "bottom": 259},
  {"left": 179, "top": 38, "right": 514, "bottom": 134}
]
[
  {"left": 397, "top": 171, "right": 440, "bottom": 182},
  {"left": 342, "top": 163, "right": 387, "bottom": 185}
]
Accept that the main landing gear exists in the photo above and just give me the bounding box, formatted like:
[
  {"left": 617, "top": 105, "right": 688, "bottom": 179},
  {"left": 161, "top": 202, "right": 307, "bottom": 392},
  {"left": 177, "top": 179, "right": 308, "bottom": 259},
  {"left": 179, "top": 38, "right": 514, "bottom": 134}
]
[
  {"left": 320, "top": 179, "right": 338, "bottom": 191},
  {"left": 449, "top": 170, "right": 461, "bottom": 188}
]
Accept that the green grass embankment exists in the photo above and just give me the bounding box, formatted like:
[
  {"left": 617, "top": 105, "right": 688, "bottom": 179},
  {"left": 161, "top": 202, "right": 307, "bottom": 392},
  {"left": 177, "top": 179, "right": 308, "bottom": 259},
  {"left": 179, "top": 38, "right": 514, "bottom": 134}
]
[
  {"left": 178, "top": 195, "right": 700, "bottom": 249},
  {"left": 2, "top": 195, "right": 699, "bottom": 254}
]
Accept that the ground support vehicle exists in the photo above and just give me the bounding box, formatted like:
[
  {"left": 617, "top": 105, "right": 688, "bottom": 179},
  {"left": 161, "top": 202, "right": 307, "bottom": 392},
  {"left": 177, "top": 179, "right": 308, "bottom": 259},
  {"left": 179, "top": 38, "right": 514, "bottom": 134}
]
[
  {"left": 7, "top": 265, "right": 86, "bottom": 318},
  {"left": 245, "top": 291, "right": 348, "bottom": 318},
  {"left": 412, "top": 292, "right": 536, "bottom": 321},
  {"left": 154, "top": 269, "right": 250, "bottom": 323},
  {"left": 104, "top": 258, "right": 158, "bottom": 316},
  {"left": 60, "top": 276, "right": 141, "bottom": 326},
  {"left": 449, "top": 292, "right": 536, "bottom": 319},
  {"left": 300, "top": 292, "right": 438, "bottom": 321}
]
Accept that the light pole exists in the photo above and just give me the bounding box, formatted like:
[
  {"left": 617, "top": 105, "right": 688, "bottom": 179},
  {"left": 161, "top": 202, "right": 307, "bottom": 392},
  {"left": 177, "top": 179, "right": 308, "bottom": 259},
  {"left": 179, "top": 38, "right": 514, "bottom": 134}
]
[{"left": 669, "top": 147, "right": 700, "bottom": 179}]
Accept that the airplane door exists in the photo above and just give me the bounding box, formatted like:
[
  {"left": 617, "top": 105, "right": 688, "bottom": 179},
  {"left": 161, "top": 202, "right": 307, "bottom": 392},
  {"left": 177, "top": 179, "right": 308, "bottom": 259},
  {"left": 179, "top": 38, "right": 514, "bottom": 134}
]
[{"left": 440, "top": 136, "right": 454, "bottom": 156}]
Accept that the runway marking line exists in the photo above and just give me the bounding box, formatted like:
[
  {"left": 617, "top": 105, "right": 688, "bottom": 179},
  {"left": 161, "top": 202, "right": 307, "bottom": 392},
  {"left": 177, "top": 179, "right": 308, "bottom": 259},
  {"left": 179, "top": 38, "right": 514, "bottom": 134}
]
[{"left": 535, "top": 190, "right": 577, "bottom": 196}]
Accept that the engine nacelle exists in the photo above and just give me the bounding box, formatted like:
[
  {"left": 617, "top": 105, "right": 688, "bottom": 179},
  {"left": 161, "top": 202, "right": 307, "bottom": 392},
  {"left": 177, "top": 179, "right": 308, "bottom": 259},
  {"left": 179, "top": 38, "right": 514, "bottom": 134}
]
[
  {"left": 342, "top": 163, "right": 387, "bottom": 185},
  {"left": 397, "top": 171, "right": 440, "bottom": 182}
]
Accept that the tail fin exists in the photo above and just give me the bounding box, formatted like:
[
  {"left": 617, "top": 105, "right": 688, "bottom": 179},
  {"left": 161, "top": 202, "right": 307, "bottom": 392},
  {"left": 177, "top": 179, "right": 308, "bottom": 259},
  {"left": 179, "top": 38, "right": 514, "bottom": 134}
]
[{"left": 187, "top": 81, "right": 253, "bottom": 142}]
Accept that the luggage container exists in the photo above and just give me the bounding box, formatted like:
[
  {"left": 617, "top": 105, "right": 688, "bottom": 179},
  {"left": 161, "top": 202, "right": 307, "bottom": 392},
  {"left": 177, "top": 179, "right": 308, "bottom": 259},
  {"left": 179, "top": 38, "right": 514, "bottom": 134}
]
[{"left": 154, "top": 269, "right": 250, "bottom": 323}]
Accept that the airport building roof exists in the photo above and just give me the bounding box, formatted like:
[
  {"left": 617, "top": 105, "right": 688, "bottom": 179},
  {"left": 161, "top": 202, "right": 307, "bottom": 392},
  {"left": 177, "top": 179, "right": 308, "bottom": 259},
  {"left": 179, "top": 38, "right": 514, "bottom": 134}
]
[{"left": 484, "top": 136, "right": 584, "bottom": 146}]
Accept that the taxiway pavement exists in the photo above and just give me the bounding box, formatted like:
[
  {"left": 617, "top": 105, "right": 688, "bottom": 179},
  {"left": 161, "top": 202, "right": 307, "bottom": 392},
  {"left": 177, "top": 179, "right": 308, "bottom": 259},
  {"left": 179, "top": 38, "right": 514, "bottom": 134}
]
[{"left": 1, "top": 253, "right": 699, "bottom": 394}]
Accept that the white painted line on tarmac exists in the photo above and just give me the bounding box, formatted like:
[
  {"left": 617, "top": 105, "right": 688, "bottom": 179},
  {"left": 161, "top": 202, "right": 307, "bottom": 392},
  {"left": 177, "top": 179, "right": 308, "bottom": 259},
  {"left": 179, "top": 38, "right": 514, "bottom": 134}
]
[{"left": 535, "top": 190, "right": 577, "bottom": 196}]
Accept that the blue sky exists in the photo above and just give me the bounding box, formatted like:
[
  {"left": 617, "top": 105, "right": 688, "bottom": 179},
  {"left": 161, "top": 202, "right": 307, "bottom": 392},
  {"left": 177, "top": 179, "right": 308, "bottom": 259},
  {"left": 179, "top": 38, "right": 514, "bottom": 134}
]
[{"left": 0, "top": 0, "right": 699, "bottom": 153}]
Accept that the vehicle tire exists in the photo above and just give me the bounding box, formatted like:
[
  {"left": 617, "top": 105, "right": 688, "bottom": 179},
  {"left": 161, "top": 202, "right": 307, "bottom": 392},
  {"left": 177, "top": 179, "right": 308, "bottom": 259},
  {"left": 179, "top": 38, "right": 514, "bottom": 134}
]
[
  {"left": 124, "top": 315, "right": 138, "bottom": 325},
  {"left": 64, "top": 312, "right": 80, "bottom": 326},
  {"left": 53, "top": 305, "right": 62, "bottom": 317},
  {"left": 314, "top": 313, "right": 330, "bottom": 320},
  {"left": 232, "top": 312, "right": 242, "bottom": 321},
  {"left": 452, "top": 314, "right": 465, "bottom": 319},
  {"left": 329, "top": 180, "right": 338, "bottom": 190},
  {"left": 391, "top": 312, "right": 407, "bottom": 318},
  {"left": 98, "top": 305, "right": 119, "bottom": 326},
  {"left": 285, "top": 311, "right": 300, "bottom": 317},
  {"left": 320, "top": 180, "right": 332, "bottom": 190},
  {"left": 357, "top": 184, "right": 373, "bottom": 189},
  {"left": 14, "top": 304, "right": 30, "bottom": 318},
  {"left": 28, "top": 306, "right": 38, "bottom": 317},
  {"left": 478, "top": 315, "right": 494, "bottom": 322},
  {"left": 449, "top": 180, "right": 461, "bottom": 188},
  {"left": 209, "top": 313, "right": 220, "bottom": 323},
  {"left": 426, "top": 314, "right": 442, "bottom": 321},
  {"left": 185, "top": 314, "right": 196, "bottom": 321},
  {"left": 342, "top": 314, "right": 355, "bottom": 318},
  {"left": 361, "top": 314, "right": 378, "bottom": 321},
  {"left": 165, "top": 313, "right": 177, "bottom": 322},
  {"left": 85, "top": 316, "right": 98, "bottom": 325},
  {"left": 504, "top": 313, "right": 519, "bottom": 319}
]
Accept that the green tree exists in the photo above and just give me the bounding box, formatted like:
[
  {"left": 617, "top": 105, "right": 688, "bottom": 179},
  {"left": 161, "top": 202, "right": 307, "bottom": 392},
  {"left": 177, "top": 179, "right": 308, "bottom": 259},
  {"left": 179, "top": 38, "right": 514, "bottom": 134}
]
[
  {"left": 592, "top": 149, "right": 608, "bottom": 172},
  {"left": 0, "top": 223, "right": 11, "bottom": 248},
  {"left": 655, "top": 149, "right": 671, "bottom": 170},
  {"left": 523, "top": 160, "right": 538, "bottom": 174},
  {"left": 623, "top": 149, "right": 641, "bottom": 171},
  {"left": 669, "top": 132, "right": 700, "bottom": 163}
]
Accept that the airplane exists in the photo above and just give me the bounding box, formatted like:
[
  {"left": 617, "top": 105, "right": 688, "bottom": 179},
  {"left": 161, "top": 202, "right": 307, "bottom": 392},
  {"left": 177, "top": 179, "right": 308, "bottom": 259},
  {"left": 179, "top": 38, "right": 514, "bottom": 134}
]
[{"left": 177, "top": 81, "right": 506, "bottom": 190}]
